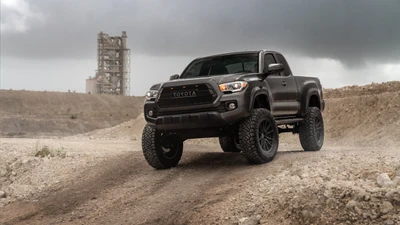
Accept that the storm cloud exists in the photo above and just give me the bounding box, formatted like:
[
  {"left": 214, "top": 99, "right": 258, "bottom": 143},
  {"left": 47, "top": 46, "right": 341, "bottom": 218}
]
[
  {"left": 2, "top": 0, "right": 400, "bottom": 67},
  {"left": 1, "top": 0, "right": 400, "bottom": 95}
]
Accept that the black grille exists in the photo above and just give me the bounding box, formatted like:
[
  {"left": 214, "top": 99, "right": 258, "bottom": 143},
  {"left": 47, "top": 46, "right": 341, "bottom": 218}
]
[
  {"left": 156, "top": 103, "right": 226, "bottom": 116},
  {"left": 157, "top": 83, "right": 217, "bottom": 108}
]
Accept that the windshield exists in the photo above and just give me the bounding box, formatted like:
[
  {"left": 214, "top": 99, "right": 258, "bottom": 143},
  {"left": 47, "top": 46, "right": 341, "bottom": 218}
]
[{"left": 181, "top": 53, "right": 259, "bottom": 78}]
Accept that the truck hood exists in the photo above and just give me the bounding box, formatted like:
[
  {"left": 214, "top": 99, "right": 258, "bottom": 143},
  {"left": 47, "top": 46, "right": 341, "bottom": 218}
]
[{"left": 151, "top": 73, "right": 262, "bottom": 90}]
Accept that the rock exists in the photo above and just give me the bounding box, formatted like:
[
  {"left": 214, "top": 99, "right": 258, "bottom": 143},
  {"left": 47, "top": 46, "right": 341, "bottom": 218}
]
[
  {"left": 356, "top": 189, "right": 367, "bottom": 200},
  {"left": 11, "top": 171, "right": 17, "bottom": 176},
  {"left": 354, "top": 206, "right": 363, "bottom": 215},
  {"left": 315, "top": 177, "right": 323, "bottom": 184},
  {"left": 326, "top": 198, "right": 336, "bottom": 206},
  {"left": 377, "top": 173, "right": 394, "bottom": 188},
  {"left": 239, "top": 217, "right": 249, "bottom": 224},
  {"left": 300, "top": 173, "right": 309, "bottom": 179},
  {"left": 346, "top": 200, "right": 357, "bottom": 209},
  {"left": 384, "top": 219, "right": 394, "bottom": 225},
  {"left": 0, "top": 168, "right": 7, "bottom": 177},
  {"left": 0, "top": 191, "right": 6, "bottom": 198},
  {"left": 380, "top": 201, "right": 393, "bottom": 214},
  {"left": 385, "top": 191, "right": 395, "bottom": 201},
  {"left": 392, "top": 176, "right": 400, "bottom": 187},
  {"left": 238, "top": 215, "right": 261, "bottom": 225},
  {"left": 10, "top": 161, "right": 22, "bottom": 170},
  {"left": 22, "top": 158, "right": 32, "bottom": 164},
  {"left": 364, "top": 195, "right": 370, "bottom": 201},
  {"left": 395, "top": 166, "right": 400, "bottom": 177},
  {"left": 291, "top": 175, "right": 301, "bottom": 181}
]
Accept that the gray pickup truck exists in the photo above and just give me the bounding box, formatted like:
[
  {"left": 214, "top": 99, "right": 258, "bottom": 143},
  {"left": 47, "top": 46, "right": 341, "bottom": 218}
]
[{"left": 142, "top": 50, "right": 325, "bottom": 169}]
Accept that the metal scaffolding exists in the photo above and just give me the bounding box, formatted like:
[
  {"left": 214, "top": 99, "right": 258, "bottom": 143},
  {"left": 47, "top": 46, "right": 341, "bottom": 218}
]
[{"left": 87, "top": 31, "right": 130, "bottom": 96}]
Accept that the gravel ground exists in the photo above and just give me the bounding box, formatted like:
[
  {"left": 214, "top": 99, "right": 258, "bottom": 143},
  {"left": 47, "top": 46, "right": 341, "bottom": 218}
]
[{"left": 0, "top": 138, "right": 399, "bottom": 225}]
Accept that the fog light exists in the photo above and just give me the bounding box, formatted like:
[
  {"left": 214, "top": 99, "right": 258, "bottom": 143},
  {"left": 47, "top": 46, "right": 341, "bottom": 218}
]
[
  {"left": 148, "top": 110, "right": 154, "bottom": 117},
  {"left": 228, "top": 103, "right": 236, "bottom": 110}
]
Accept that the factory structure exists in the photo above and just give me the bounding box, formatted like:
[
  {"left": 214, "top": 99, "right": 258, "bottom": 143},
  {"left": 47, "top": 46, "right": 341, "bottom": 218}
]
[{"left": 86, "top": 31, "right": 131, "bottom": 96}]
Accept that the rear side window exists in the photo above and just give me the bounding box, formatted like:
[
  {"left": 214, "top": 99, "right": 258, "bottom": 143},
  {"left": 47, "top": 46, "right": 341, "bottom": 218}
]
[{"left": 275, "top": 54, "right": 292, "bottom": 76}]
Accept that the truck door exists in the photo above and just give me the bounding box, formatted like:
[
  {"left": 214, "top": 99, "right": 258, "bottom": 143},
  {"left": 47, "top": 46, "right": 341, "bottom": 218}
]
[
  {"left": 263, "top": 53, "right": 288, "bottom": 116},
  {"left": 275, "top": 53, "right": 299, "bottom": 115}
]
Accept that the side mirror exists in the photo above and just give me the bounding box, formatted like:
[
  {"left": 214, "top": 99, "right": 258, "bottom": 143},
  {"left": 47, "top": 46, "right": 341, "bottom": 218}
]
[
  {"left": 265, "top": 63, "right": 284, "bottom": 75},
  {"left": 169, "top": 74, "right": 180, "bottom": 80}
]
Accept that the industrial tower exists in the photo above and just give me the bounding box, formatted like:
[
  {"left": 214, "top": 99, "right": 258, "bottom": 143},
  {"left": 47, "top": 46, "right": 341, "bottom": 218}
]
[{"left": 86, "top": 31, "right": 131, "bottom": 95}]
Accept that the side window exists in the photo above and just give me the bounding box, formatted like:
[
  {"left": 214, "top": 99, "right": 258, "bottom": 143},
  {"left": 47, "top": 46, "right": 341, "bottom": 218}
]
[
  {"left": 275, "top": 54, "right": 292, "bottom": 76},
  {"left": 243, "top": 61, "right": 258, "bottom": 72},
  {"left": 264, "top": 54, "right": 276, "bottom": 69}
]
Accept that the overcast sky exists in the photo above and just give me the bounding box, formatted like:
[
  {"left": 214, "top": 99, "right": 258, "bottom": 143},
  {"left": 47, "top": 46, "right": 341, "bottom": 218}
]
[{"left": 1, "top": 0, "right": 400, "bottom": 96}]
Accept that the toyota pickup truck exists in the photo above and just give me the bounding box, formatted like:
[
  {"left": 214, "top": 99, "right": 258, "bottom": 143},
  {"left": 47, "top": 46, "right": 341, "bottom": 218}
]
[{"left": 142, "top": 50, "right": 325, "bottom": 169}]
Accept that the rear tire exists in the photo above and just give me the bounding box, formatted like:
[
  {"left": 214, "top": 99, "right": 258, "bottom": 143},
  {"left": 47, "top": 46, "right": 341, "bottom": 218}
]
[
  {"left": 299, "top": 107, "right": 324, "bottom": 151},
  {"left": 141, "top": 125, "right": 183, "bottom": 169},
  {"left": 239, "top": 108, "right": 279, "bottom": 164},
  {"left": 219, "top": 136, "right": 241, "bottom": 152}
]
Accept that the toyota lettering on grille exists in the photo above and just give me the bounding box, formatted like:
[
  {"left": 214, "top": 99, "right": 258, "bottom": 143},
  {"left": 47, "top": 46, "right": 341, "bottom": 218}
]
[{"left": 171, "top": 90, "right": 197, "bottom": 98}]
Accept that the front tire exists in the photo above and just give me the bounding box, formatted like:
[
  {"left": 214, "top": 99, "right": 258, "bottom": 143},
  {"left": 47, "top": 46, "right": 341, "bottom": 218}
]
[
  {"left": 219, "top": 136, "right": 241, "bottom": 152},
  {"left": 299, "top": 107, "right": 324, "bottom": 151},
  {"left": 239, "top": 108, "right": 279, "bottom": 164},
  {"left": 141, "top": 125, "right": 183, "bottom": 169}
]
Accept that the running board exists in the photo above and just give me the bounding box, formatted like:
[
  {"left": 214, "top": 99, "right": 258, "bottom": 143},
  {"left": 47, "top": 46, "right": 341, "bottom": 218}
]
[{"left": 275, "top": 118, "right": 303, "bottom": 125}]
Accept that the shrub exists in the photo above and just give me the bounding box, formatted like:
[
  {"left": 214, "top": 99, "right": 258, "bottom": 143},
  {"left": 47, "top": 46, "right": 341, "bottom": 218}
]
[{"left": 35, "top": 146, "right": 51, "bottom": 158}]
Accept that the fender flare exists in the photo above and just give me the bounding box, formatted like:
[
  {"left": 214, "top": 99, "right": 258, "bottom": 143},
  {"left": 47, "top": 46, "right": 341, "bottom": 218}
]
[
  {"left": 248, "top": 87, "right": 272, "bottom": 112},
  {"left": 300, "top": 86, "right": 321, "bottom": 115}
]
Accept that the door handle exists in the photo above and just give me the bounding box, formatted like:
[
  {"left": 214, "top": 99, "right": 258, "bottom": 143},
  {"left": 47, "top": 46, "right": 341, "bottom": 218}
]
[{"left": 281, "top": 81, "right": 287, "bottom": 86}]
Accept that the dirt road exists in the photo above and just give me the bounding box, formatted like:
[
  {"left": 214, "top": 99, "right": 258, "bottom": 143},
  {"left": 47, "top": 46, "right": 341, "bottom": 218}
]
[{"left": 0, "top": 138, "right": 399, "bottom": 225}]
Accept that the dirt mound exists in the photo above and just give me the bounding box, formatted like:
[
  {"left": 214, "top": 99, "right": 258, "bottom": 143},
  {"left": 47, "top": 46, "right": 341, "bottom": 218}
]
[
  {"left": 323, "top": 91, "right": 400, "bottom": 147},
  {"left": 0, "top": 90, "right": 144, "bottom": 138},
  {"left": 71, "top": 113, "right": 146, "bottom": 141},
  {"left": 324, "top": 81, "right": 400, "bottom": 99},
  {"left": 195, "top": 151, "right": 400, "bottom": 225},
  {"left": 263, "top": 164, "right": 400, "bottom": 225}
]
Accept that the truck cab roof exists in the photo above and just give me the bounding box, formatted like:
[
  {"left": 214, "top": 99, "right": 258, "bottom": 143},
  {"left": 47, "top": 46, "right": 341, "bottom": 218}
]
[{"left": 195, "top": 50, "right": 284, "bottom": 60}]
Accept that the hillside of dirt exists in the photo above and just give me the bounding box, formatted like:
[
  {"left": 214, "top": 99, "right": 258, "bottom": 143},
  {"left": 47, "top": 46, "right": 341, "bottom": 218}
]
[
  {"left": 324, "top": 81, "right": 400, "bottom": 99},
  {"left": 0, "top": 90, "right": 144, "bottom": 138}
]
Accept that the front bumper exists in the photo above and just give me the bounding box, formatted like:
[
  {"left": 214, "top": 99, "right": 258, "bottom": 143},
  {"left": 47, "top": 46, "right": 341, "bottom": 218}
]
[{"left": 144, "top": 92, "right": 250, "bottom": 131}]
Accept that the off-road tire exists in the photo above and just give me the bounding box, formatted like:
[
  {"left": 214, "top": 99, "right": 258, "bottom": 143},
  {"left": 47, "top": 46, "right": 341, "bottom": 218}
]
[
  {"left": 219, "top": 136, "right": 241, "bottom": 152},
  {"left": 239, "top": 108, "right": 279, "bottom": 164},
  {"left": 299, "top": 107, "right": 324, "bottom": 151},
  {"left": 141, "top": 125, "right": 183, "bottom": 169}
]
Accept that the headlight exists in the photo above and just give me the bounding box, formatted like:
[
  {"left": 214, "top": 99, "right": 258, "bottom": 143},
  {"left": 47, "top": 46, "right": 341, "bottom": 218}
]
[
  {"left": 145, "top": 90, "right": 159, "bottom": 100},
  {"left": 219, "top": 81, "right": 248, "bottom": 93}
]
